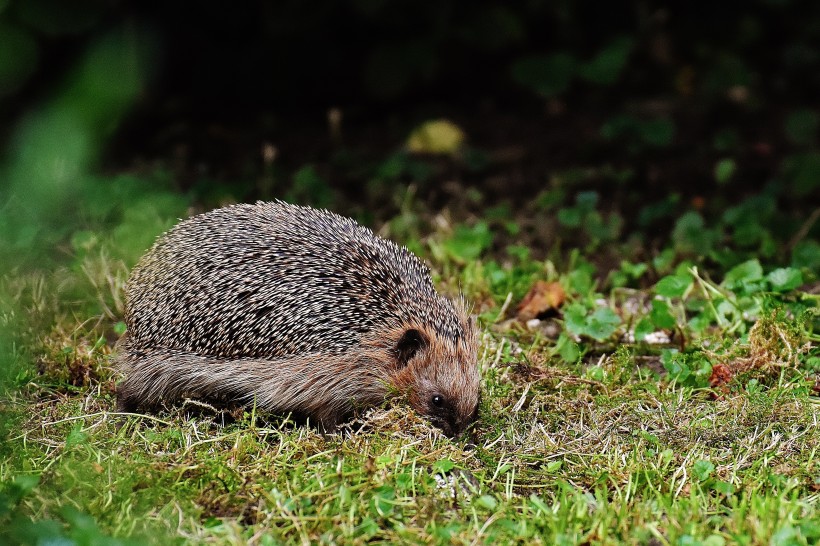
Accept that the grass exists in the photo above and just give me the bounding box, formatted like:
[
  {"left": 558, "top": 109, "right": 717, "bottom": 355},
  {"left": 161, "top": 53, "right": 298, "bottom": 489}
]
[
  {"left": 1, "top": 189, "right": 818, "bottom": 545},
  {"left": 3, "top": 356, "right": 819, "bottom": 544}
]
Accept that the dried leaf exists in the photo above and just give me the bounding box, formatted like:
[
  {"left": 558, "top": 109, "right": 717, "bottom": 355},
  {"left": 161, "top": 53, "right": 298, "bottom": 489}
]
[{"left": 516, "top": 280, "right": 565, "bottom": 321}]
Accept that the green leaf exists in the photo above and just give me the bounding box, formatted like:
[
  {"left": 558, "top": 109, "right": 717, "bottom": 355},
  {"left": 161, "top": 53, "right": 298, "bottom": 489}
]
[
  {"left": 557, "top": 207, "right": 582, "bottom": 227},
  {"left": 433, "top": 459, "right": 455, "bottom": 474},
  {"left": 620, "top": 260, "right": 648, "bottom": 280},
  {"left": 586, "top": 210, "right": 623, "bottom": 242},
  {"left": 375, "top": 455, "right": 393, "bottom": 468},
  {"left": 12, "top": 474, "right": 40, "bottom": 497},
  {"left": 714, "top": 158, "right": 736, "bottom": 184},
  {"left": 432, "top": 522, "right": 464, "bottom": 541},
  {"left": 0, "top": 474, "right": 41, "bottom": 514},
  {"left": 723, "top": 259, "right": 763, "bottom": 287},
  {"left": 766, "top": 267, "right": 803, "bottom": 292},
  {"left": 578, "top": 36, "right": 634, "bottom": 85},
  {"left": 587, "top": 365, "right": 605, "bottom": 381},
  {"left": 585, "top": 307, "right": 621, "bottom": 341},
  {"left": 715, "top": 299, "right": 740, "bottom": 325},
  {"left": 655, "top": 274, "right": 692, "bottom": 298},
  {"left": 65, "top": 425, "right": 88, "bottom": 449},
  {"left": 672, "top": 212, "right": 716, "bottom": 255},
  {"left": 634, "top": 317, "right": 654, "bottom": 341},
  {"left": 566, "top": 269, "right": 593, "bottom": 295},
  {"left": 783, "top": 151, "right": 820, "bottom": 197},
  {"left": 370, "top": 485, "right": 395, "bottom": 517},
  {"left": 798, "top": 520, "right": 820, "bottom": 540},
  {"left": 792, "top": 240, "right": 820, "bottom": 270},
  {"left": 474, "top": 494, "right": 498, "bottom": 510},
  {"left": 555, "top": 333, "right": 581, "bottom": 363},
  {"left": 688, "top": 309, "right": 713, "bottom": 334},
  {"left": 575, "top": 191, "right": 599, "bottom": 212},
  {"left": 640, "top": 118, "right": 676, "bottom": 148},
  {"left": 563, "top": 303, "right": 588, "bottom": 338},
  {"left": 661, "top": 350, "right": 689, "bottom": 381},
  {"left": 650, "top": 300, "right": 677, "bottom": 330},
  {"left": 692, "top": 459, "right": 715, "bottom": 481},
  {"left": 711, "top": 480, "right": 734, "bottom": 496},
  {"left": 511, "top": 52, "right": 576, "bottom": 98},
  {"left": 355, "top": 517, "right": 379, "bottom": 539},
  {"left": 692, "top": 357, "right": 713, "bottom": 384},
  {"left": 443, "top": 222, "right": 492, "bottom": 262}
]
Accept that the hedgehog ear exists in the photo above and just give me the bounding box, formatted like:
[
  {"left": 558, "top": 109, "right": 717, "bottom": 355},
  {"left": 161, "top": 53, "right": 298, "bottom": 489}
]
[{"left": 394, "top": 329, "right": 427, "bottom": 368}]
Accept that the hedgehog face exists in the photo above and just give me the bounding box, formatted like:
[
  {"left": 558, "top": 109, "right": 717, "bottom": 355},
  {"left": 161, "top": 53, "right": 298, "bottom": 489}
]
[{"left": 392, "top": 326, "right": 480, "bottom": 437}]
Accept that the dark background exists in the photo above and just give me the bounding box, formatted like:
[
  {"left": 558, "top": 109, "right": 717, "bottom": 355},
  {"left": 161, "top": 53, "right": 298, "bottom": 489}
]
[{"left": 1, "top": 0, "right": 818, "bottom": 271}]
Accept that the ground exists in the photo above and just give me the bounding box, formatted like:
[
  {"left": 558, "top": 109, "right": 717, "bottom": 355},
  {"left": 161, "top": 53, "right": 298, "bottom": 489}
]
[{"left": 1, "top": 177, "right": 817, "bottom": 543}]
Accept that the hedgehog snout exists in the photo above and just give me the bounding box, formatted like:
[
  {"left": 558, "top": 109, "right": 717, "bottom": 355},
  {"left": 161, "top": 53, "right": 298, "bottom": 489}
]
[
  {"left": 422, "top": 394, "right": 478, "bottom": 437},
  {"left": 406, "top": 364, "right": 480, "bottom": 437}
]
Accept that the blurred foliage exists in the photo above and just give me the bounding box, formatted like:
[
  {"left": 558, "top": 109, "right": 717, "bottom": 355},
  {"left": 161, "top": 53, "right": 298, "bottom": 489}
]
[
  {"left": 0, "top": 19, "right": 164, "bottom": 265},
  {"left": 0, "top": 15, "right": 183, "bottom": 402},
  {"left": 1, "top": 0, "right": 816, "bottom": 306},
  {"left": 0, "top": 1, "right": 819, "bottom": 110},
  {"left": 511, "top": 35, "right": 635, "bottom": 97},
  {"left": 1, "top": 2, "right": 820, "bottom": 230},
  {"left": 1, "top": 475, "right": 141, "bottom": 546}
]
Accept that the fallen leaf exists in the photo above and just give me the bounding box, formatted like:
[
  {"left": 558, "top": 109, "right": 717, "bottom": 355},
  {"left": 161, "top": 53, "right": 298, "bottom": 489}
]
[
  {"left": 516, "top": 281, "right": 566, "bottom": 321},
  {"left": 406, "top": 119, "right": 465, "bottom": 156},
  {"left": 709, "top": 363, "right": 733, "bottom": 390}
]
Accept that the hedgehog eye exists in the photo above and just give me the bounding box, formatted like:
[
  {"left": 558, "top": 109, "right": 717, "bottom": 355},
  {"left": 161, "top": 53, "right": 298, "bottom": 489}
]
[
  {"left": 394, "top": 329, "right": 427, "bottom": 368},
  {"left": 431, "top": 394, "right": 444, "bottom": 408}
]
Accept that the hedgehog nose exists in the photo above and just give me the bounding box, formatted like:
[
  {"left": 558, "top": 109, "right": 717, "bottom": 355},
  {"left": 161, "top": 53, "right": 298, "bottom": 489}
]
[
  {"left": 434, "top": 417, "right": 458, "bottom": 438},
  {"left": 447, "top": 417, "right": 466, "bottom": 438}
]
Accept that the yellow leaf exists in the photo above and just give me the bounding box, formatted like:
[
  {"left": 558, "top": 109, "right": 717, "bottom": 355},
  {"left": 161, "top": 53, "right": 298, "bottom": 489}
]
[{"left": 406, "top": 119, "right": 465, "bottom": 155}]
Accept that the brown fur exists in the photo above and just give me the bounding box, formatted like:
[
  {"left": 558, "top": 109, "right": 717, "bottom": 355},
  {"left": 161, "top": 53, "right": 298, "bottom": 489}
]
[
  {"left": 116, "top": 310, "right": 479, "bottom": 434},
  {"left": 115, "top": 202, "right": 481, "bottom": 435}
]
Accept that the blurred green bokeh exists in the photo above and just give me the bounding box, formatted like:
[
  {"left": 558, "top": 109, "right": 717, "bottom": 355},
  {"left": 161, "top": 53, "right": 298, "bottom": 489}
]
[
  {"left": 1, "top": 25, "right": 160, "bottom": 264},
  {"left": 0, "top": 21, "right": 38, "bottom": 98},
  {"left": 0, "top": 24, "right": 172, "bottom": 399}
]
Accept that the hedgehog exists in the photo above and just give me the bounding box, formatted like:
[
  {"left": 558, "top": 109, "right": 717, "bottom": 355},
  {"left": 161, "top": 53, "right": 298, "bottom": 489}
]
[{"left": 115, "top": 201, "right": 480, "bottom": 436}]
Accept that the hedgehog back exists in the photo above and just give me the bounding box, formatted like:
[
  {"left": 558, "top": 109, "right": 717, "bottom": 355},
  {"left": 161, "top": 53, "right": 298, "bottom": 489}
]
[{"left": 125, "top": 202, "right": 465, "bottom": 358}]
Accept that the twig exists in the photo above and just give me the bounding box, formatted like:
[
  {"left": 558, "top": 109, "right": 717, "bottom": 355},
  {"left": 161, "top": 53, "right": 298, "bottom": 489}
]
[{"left": 787, "top": 207, "right": 820, "bottom": 252}]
